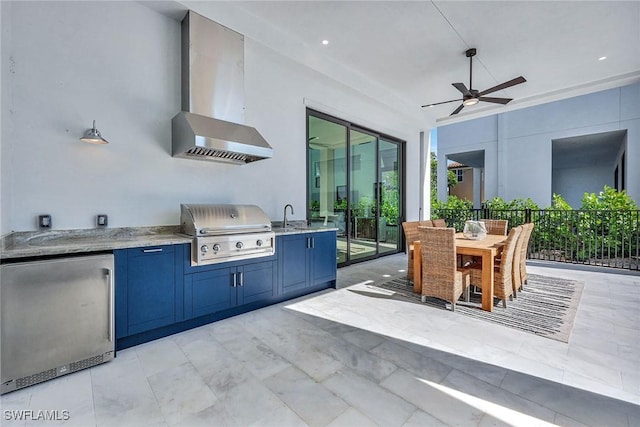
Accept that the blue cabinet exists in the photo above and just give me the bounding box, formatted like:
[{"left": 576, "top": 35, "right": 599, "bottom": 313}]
[
  {"left": 115, "top": 245, "right": 183, "bottom": 338},
  {"left": 183, "top": 259, "right": 277, "bottom": 320},
  {"left": 280, "top": 234, "right": 310, "bottom": 294},
  {"left": 279, "top": 231, "right": 337, "bottom": 295},
  {"left": 115, "top": 232, "right": 334, "bottom": 350},
  {"left": 310, "top": 231, "right": 338, "bottom": 285}
]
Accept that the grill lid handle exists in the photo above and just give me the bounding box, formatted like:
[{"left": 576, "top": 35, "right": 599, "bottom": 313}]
[{"left": 199, "top": 224, "right": 271, "bottom": 235}]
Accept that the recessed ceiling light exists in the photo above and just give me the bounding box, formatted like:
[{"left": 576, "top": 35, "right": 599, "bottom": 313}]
[
  {"left": 322, "top": 40, "right": 329, "bottom": 45},
  {"left": 598, "top": 56, "right": 607, "bottom": 61}
]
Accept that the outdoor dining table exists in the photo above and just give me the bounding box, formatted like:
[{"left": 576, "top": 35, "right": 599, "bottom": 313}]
[{"left": 411, "top": 233, "right": 509, "bottom": 312}]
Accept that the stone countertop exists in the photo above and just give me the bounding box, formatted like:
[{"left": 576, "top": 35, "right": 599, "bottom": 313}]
[{"left": 0, "top": 225, "right": 338, "bottom": 260}]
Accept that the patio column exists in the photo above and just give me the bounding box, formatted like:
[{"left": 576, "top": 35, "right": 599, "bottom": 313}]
[{"left": 473, "top": 167, "right": 482, "bottom": 209}]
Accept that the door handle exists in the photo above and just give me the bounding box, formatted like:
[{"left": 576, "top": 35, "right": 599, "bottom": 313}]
[
  {"left": 238, "top": 271, "right": 244, "bottom": 286},
  {"left": 232, "top": 272, "right": 237, "bottom": 288},
  {"left": 105, "top": 268, "right": 114, "bottom": 342}
]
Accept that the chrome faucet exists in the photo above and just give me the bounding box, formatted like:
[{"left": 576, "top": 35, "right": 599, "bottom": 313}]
[{"left": 283, "top": 204, "right": 294, "bottom": 228}]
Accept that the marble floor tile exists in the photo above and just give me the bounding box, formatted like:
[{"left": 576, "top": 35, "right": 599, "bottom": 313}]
[
  {"left": 248, "top": 404, "right": 309, "bottom": 427},
  {"left": 21, "top": 370, "right": 95, "bottom": 427},
  {"left": 369, "top": 339, "right": 453, "bottom": 384},
  {"left": 441, "top": 369, "right": 557, "bottom": 423},
  {"left": 179, "top": 337, "right": 256, "bottom": 397},
  {"left": 402, "top": 410, "right": 448, "bottom": 427},
  {"left": 91, "top": 355, "right": 165, "bottom": 427},
  {"left": 211, "top": 325, "right": 292, "bottom": 380},
  {"left": 134, "top": 337, "right": 189, "bottom": 378},
  {"left": 263, "top": 366, "right": 349, "bottom": 427},
  {"left": 171, "top": 403, "right": 239, "bottom": 427},
  {"left": 499, "top": 370, "right": 638, "bottom": 426},
  {"left": 147, "top": 362, "right": 217, "bottom": 425},
  {"left": 379, "top": 367, "right": 484, "bottom": 426},
  {"left": 322, "top": 370, "right": 416, "bottom": 426},
  {"left": 338, "top": 328, "right": 388, "bottom": 351},
  {"left": 212, "top": 378, "right": 293, "bottom": 426},
  {"left": 324, "top": 407, "right": 377, "bottom": 427}
]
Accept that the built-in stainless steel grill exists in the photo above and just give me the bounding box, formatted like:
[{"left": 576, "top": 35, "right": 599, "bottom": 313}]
[{"left": 180, "top": 204, "right": 275, "bottom": 266}]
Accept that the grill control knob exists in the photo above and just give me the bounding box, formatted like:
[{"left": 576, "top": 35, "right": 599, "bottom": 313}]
[
  {"left": 201, "top": 245, "right": 209, "bottom": 253},
  {"left": 236, "top": 241, "right": 244, "bottom": 249},
  {"left": 212, "top": 244, "right": 221, "bottom": 252},
  {"left": 256, "top": 239, "right": 263, "bottom": 247}
]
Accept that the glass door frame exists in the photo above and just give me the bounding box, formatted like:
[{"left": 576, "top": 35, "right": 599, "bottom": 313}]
[{"left": 306, "top": 108, "right": 406, "bottom": 267}]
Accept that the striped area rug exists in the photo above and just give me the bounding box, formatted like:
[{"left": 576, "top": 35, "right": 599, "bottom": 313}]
[{"left": 370, "top": 274, "right": 583, "bottom": 343}]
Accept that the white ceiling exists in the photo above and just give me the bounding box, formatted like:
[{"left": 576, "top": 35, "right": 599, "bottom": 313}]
[{"left": 154, "top": 1, "right": 640, "bottom": 126}]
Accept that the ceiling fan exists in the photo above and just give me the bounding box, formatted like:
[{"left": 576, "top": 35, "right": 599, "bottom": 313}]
[{"left": 422, "top": 48, "right": 526, "bottom": 115}]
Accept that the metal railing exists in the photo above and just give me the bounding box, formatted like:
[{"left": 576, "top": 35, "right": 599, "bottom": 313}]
[{"left": 435, "top": 208, "right": 640, "bottom": 271}]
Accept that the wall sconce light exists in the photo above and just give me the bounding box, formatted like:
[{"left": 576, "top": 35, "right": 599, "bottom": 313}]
[{"left": 80, "top": 120, "right": 109, "bottom": 144}]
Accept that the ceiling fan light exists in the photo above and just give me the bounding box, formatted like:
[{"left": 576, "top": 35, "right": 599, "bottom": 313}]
[{"left": 462, "top": 98, "right": 479, "bottom": 107}]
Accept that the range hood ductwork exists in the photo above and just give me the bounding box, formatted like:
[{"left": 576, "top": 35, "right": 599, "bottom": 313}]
[{"left": 172, "top": 11, "right": 273, "bottom": 164}]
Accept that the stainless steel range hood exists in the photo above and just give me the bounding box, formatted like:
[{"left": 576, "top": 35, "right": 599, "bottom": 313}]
[{"left": 172, "top": 11, "right": 273, "bottom": 165}]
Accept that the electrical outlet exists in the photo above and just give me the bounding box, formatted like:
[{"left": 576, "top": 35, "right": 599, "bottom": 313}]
[
  {"left": 38, "top": 215, "right": 52, "bottom": 229},
  {"left": 96, "top": 214, "right": 108, "bottom": 228}
]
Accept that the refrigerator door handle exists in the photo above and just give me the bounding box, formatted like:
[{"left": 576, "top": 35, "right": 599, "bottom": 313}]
[{"left": 105, "top": 268, "right": 114, "bottom": 342}]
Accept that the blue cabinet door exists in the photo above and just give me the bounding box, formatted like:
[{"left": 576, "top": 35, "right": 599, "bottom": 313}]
[
  {"left": 125, "top": 246, "right": 179, "bottom": 335},
  {"left": 184, "top": 260, "right": 276, "bottom": 318},
  {"left": 279, "top": 234, "right": 309, "bottom": 294},
  {"left": 310, "top": 231, "right": 337, "bottom": 286},
  {"left": 238, "top": 260, "right": 277, "bottom": 305},
  {"left": 184, "top": 267, "right": 236, "bottom": 319}
]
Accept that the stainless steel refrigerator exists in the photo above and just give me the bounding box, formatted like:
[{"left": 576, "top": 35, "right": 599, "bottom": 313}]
[{"left": 1, "top": 254, "right": 115, "bottom": 394}]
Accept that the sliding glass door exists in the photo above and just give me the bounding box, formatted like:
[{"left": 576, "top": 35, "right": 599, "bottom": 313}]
[
  {"left": 308, "top": 115, "right": 348, "bottom": 263},
  {"left": 307, "top": 110, "right": 403, "bottom": 266}
]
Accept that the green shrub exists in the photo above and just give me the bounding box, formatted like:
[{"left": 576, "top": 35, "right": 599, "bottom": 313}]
[
  {"left": 577, "top": 186, "right": 638, "bottom": 259},
  {"left": 432, "top": 195, "right": 473, "bottom": 231}
]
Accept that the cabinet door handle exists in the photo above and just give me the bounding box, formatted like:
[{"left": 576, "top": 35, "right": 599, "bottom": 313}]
[
  {"left": 142, "top": 248, "right": 163, "bottom": 253},
  {"left": 105, "top": 268, "right": 114, "bottom": 343},
  {"left": 311, "top": 237, "right": 315, "bottom": 249},
  {"left": 238, "top": 271, "right": 244, "bottom": 286},
  {"left": 232, "top": 272, "right": 237, "bottom": 288}
]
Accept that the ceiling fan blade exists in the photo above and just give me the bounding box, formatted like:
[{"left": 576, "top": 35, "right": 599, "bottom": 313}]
[
  {"left": 450, "top": 104, "right": 465, "bottom": 115},
  {"left": 421, "top": 98, "right": 463, "bottom": 108},
  {"left": 478, "top": 76, "right": 526, "bottom": 96},
  {"left": 452, "top": 83, "right": 471, "bottom": 96},
  {"left": 478, "top": 96, "right": 512, "bottom": 105}
]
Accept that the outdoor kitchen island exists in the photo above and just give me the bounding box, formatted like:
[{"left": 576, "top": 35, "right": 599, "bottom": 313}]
[{"left": 0, "top": 225, "right": 337, "bottom": 352}]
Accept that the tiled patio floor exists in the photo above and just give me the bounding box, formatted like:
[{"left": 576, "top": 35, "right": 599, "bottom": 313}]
[{"left": 1, "top": 254, "right": 639, "bottom": 426}]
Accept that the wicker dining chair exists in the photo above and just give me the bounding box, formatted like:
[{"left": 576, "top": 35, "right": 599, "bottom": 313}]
[
  {"left": 468, "top": 225, "right": 522, "bottom": 308},
  {"left": 418, "top": 227, "right": 470, "bottom": 311},
  {"left": 480, "top": 219, "right": 508, "bottom": 236},
  {"left": 402, "top": 221, "right": 433, "bottom": 280},
  {"left": 511, "top": 224, "right": 533, "bottom": 298},
  {"left": 431, "top": 218, "right": 446, "bottom": 227},
  {"left": 516, "top": 223, "right": 535, "bottom": 291}
]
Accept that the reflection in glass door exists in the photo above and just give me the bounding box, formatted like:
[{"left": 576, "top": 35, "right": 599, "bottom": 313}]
[
  {"left": 307, "top": 110, "right": 403, "bottom": 266},
  {"left": 308, "top": 115, "right": 348, "bottom": 264},
  {"left": 378, "top": 139, "right": 401, "bottom": 255},
  {"left": 349, "top": 129, "right": 377, "bottom": 261}
]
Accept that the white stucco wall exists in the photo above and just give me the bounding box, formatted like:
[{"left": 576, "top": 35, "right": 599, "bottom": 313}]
[
  {"left": 0, "top": 1, "right": 424, "bottom": 234},
  {"left": 437, "top": 83, "right": 640, "bottom": 208}
]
